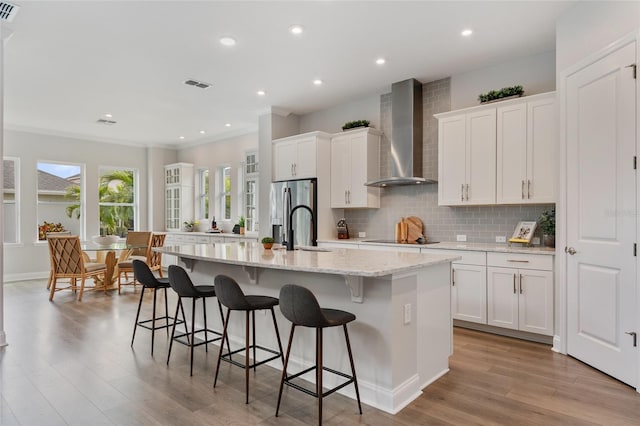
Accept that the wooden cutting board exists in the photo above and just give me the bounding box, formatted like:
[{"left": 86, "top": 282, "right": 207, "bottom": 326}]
[{"left": 404, "top": 216, "right": 424, "bottom": 244}]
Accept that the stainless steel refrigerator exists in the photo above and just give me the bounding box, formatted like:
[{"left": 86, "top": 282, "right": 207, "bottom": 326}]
[{"left": 270, "top": 178, "right": 317, "bottom": 247}]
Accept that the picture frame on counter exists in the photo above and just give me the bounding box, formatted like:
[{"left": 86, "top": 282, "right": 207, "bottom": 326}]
[{"left": 509, "top": 221, "right": 537, "bottom": 245}]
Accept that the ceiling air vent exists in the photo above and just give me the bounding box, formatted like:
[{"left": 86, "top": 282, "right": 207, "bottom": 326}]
[
  {"left": 0, "top": 2, "right": 19, "bottom": 22},
  {"left": 96, "top": 118, "right": 117, "bottom": 125},
  {"left": 184, "top": 79, "right": 211, "bottom": 89}
]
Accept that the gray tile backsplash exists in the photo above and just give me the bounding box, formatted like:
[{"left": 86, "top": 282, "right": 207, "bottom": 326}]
[{"left": 344, "top": 77, "right": 554, "bottom": 244}]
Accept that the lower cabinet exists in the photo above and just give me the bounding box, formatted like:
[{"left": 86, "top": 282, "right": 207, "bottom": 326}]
[
  {"left": 487, "top": 253, "right": 554, "bottom": 336},
  {"left": 451, "top": 263, "right": 487, "bottom": 324}
]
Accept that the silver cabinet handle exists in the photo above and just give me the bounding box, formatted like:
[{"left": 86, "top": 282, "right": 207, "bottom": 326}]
[
  {"left": 461, "top": 184, "right": 464, "bottom": 202},
  {"left": 519, "top": 274, "right": 523, "bottom": 294},
  {"left": 527, "top": 179, "right": 531, "bottom": 199},
  {"left": 293, "top": 163, "right": 297, "bottom": 176},
  {"left": 566, "top": 247, "right": 577, "bottom": 255},
  {"left": 507, "top": 259, "right": 529, "bottom": 263},
  {"left": 345, "top": 190, "right": 348, "bottom": 204},
  {"left": 465, "top": 184, "right": 469, "bottom": 201},
  {"left": 348, "top": 190, "right": 351, "bottom": 204},
  {"left": 522, "top": 180, "right": 525, "bottom": 199},
  {"left": 625, "top": 331, "right": 637, "bottom": 347},
  {"left": 513, "top": 273, "right": 516, "bottom": 294},
  {"left": 452, "top": 268, "right": 455, "bottom": 286}
]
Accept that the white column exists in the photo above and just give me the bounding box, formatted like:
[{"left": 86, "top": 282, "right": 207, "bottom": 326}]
[{"left": 0, "top": 21, "right": 8, "bottom": 347}]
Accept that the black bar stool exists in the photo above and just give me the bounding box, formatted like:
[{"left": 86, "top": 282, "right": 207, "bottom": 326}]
[
  {"left": 213, "top": 274, "right": 285, "bottom": 404},
  {"left": 131, "top": 260, "right": 184, "bottom": 356},
  {"left": 167, "top": 265, "right": 229, "bottom": 376},
  {"left": 276, "top": 284, "right": 362, "bottom": 425}
]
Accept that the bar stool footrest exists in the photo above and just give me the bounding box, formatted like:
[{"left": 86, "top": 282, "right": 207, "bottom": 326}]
[
  {"left": 284, "top": 365, "right": 355, "bottom": 398},
  {"left": 173, "top": 328, "right": 223, "bottom": 347},
  {"left": 137, "top": 315, "right": 184, "bottom": 331},
  {"left": 221, "top": 344, "right": 281, "bottom": 369}
]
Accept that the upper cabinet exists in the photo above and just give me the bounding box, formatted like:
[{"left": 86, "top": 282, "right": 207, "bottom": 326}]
[
  {"left": 436, "top": 92, "right": 556, "bottom": 206},
  {"left": 330, "top": 128, "right": 381, "bottom": 209},
  {"left": 272, "top": 132, "right": 331, "bottom": 181},
  {"left": 496, "top": 94, "right": 556, "bottom": 204},
  {"left": 437, "top": 109, "right": 496, "bottom": 205},
  {"left": 165, "top": 162, "right": 194, "bottom": 231}
]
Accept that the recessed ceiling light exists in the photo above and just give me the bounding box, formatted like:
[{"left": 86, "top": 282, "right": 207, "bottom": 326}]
[
  {"left": 289, "top": 25, "right": 304, "bottom": 35},
  {"left": 199, "top": 130, "right": 205, "bottom": 134},
  {"left": 256, "top": 90, "right": 266, "bottom": 96},
  {"left": 104, "top": 113, "right": 113, "bottom": 118},
  {"left": 225, "top": 123, "right": 231, "bottom": 127},
  {"left": 313, "top": 79, "right": 323, "bottom": 86},
  {"left": 461, "top": 29, "right": 473, "bottom": 37},
  {"left": 179, "top": 136, "right": 185, "bottom": 140},
  {"left": 219, "top": 36, "right": 237, "bottom": 46},
  {"left": 375, "top": 58, "right": 386, "bottom": 65}
]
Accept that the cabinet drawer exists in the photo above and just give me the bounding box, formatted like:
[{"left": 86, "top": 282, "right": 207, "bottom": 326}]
[
  {"left": 423, "top": 249, "right": 486, "bottom": 266},
  {"left": 487, "top": 252, "right": 553, "bottom": 271}
]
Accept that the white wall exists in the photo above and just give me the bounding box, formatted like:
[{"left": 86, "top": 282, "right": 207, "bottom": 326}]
[
  {"left": 4, "top": 129, "right": 149, "bottom": 281},
  {"left": 556, "top": 1, "right": 640, "bottom": 72},
  {"left": 299, "top": 93, "right": 381, "bottom": 134},
  {"left": 450, "top": 50, "right": 556, "bottom": 110},
  {"left": 177, "top": 132, "right": 257, "bottom": 233}
]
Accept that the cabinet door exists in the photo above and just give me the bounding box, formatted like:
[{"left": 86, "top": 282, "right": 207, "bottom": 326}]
[
  {"left": 496, "top": 103, "right": 527, "bottom": 204},
  {"left": 293, "top": 137, "right": 317, "bottom": 179},
  {"left": 527, "top": 97, "right": 556, "bottom": 203},
  {"left": 330, "top": 135, "right": 349, "bottom": 208},
  {"left": 347, "top": 133, "right": 370, "bottom": 207},
  {"left": 451, "top": 264, "right": 487, "bottom": 324},
  {"left": 273, "top": 140, "right": 296, "bottom": 181},
  {"left": 466, "top": 109, "right": 496, "bottom": 205},
  {"left": 518, "top": 269, "right": 554, "bottom": 336},
  {"left": 438, "top": 114, "right": 467, "bottom": 205},
  {"left": 487, "top": 267, "right": 518, "bottom": 330}
]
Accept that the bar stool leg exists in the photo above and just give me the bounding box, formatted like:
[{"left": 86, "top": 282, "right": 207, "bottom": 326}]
[
  {"left": 218, "top": 301, "right": 232, "bottom": 362},
  {"left": 190, "top": 297, "right": 197, "bottom": 376},
  {"left": 276, "top": 324, "right": 296, "bottom": 417},
  {"left": 252, "top": 311, "right": 257, "bottom": 372},
  {"left": 270, "top": 307, "right": 285, "bottom": 365},
  {"left": 245, "top": 310, "right": 250, "bottom": 404},
  {"left": 214, "top": 308, "right": 231, "bottom": 388},
  {"left": 202, "top": 297, "right": 208, "bottom": 353},
  {"left": 131, "top": 285, "right": 145, "bottom": 347},
  {"left": 164, "top": 287, "right": 170, "bottom": 337},
  {"left": 167, "top": 297, "right": 182, "bottom": 365},
  {"left": 317, "top": 328, "right": 323, "bottom": 426},
  {"left": 151, "top": 287, "right": 157, "bottom": 356},
  {"left": 344, "top": 324, "right": 362, "bottom": 414}
]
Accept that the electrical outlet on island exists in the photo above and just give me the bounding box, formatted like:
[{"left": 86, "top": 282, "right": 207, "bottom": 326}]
[
  {"left": 495, "top": 236, "right": 506, "bottom": 243},
  {"left": 456, "top": 234, "right": 467, "bottom": 242},
  {"left": 358, "top": 232, "right": 366, "bottom": 238}
]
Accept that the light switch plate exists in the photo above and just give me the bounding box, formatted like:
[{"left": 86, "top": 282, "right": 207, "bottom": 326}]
[
  {"left": 456, "top": 234, "right": 467, "bottom": 242},
  {"left": 358, "top": 232, "right": 366, "bottom": 238},
  {"left": 403, "top": 303, "right": 411, "bottom": 324},
  {"left": 496, "top": 236, "right": 506, "bottom": 243}
]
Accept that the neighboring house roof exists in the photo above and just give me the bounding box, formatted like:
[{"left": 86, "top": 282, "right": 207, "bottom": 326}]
[{"left": 37, "top": 169, "right": 76, "bottom": 193}]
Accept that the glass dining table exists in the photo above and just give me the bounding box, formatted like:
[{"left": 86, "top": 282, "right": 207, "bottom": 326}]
[{"left": 81, "top": 242, "right": 148, "bottom": 289}]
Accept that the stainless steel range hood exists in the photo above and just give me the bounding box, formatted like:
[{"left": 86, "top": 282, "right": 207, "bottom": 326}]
[{"left": 366, "top": 78, "right": 437, "bottom": 187}]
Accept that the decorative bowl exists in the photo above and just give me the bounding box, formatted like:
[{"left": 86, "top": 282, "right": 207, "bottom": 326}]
[{"left": 92, "top": 235, "right": 119, "bottom": 245}]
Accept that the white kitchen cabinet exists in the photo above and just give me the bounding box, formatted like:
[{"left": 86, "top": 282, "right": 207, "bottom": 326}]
[
  {"left": 272, "top": 132, "right": 331, "bottom": 181},
  {"left": 437, "top": 109, "right": 496, "bottom": 205},
  {"left": 487, "top": 253, "right": 554, "bottom": 336},
  {"left": 165, "top": 163, "right": 194, "bottom": 231},
  {"left": 496, "top": 93, "right": 556, "bottom": 204},
  {"left": 330, "top": 128, "right": 381, "bottom": 208}
]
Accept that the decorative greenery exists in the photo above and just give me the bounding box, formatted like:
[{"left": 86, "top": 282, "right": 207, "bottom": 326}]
[
  {"left": 38, "top": 221, "right": 67, "bottom": 241},
  {"left": 183, "top": 220, "right": 199, "bottom": 230},
  {"left": 342, "top": 119, "right": 370, "bottom": 131},
  {"left": 261, "top": 236, "right": 274, "bottom": 244},
  {"left": 478, "top": 85, "right": 524, "bottom": 103},
  {"left": 238, "top": 216, "right": 245, "bottom": 228},
  {"left": 538, "top": 208, "right": 555, "bottom": 235}
]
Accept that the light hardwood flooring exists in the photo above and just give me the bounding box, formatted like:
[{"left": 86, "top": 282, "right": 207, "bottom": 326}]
[{"left": 1, "top": 279, "right": 640, "bottom": 425}]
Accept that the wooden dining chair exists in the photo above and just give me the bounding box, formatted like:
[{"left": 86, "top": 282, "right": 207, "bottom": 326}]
[
  {"left": 116, "top": 231, "right": 152, "bottom": 294},
  {"left": 48, "top": 235, "right": 107, "bottom": 301},
  {"left": 45, "top": 231, "right": 72, "bottom": 290}
]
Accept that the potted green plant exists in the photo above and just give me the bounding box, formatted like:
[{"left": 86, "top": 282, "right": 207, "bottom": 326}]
[
  {"left": 342, "top": 119, "right": 370, "bottom": 131},
  {"left": 183, "top": 220, "right": 199, "bottom": 232},
  {"left": 538, "top": 208, "right": 555, "bottom": 248},
  {"left": 238, "top": 216, "right": 246, "bottom": 235},
  {"left": 261, "top": 236, "right": 274, "bottom": 249},
  {"left": 478, "top": 85, "right": 524, "bottom": 103}
]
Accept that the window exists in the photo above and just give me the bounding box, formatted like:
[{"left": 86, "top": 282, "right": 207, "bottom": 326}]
[
  {"left": 243, "top": 151, "right": 259, "bottom": 232},
  {"left": 3, "top": 158, "right": 19, "bottom": 244},
  {"left": 220, "top": 166, "right": 231, "bottom": 220},
  {"left": 197, "top": 168, "right": 209, "bottom": 220},
  {"left": 99, "top": 167, "right": 136, "bottom": 236},
  {"left": 37, "top": 161, "right": 83, "bottom": 240}
]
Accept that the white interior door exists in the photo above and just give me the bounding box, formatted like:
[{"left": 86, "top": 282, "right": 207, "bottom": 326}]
[{"left": 566, "top": 39, "right": 637, "bottom": 387}]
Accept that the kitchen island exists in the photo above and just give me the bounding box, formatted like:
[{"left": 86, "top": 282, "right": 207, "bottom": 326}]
[{"left": 156, "top": 242, "right": 459, "bottom": 414}]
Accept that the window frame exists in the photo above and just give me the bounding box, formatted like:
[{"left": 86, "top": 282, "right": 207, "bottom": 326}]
[
  {"left": 98, "top": 166, "right": 139, "bottom": 235},
  {"left": 242, "top": 150, "right": 259, "bottom": 233},
  {"left": 197, "top": 168, "right": 209, "bottom": 220},
  {"left": 3, "top": 157, "right": 20, "bottom": 245},
  {"left": 219, "top": 165, "right": 232, "bottom": 221}
]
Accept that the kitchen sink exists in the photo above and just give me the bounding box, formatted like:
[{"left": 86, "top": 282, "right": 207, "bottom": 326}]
[
  {"left": 362, "top": 239, "right": 440, "bottom": 245},
  {"left": 296, "top": 246, "right": 332, "bottom": 252}
]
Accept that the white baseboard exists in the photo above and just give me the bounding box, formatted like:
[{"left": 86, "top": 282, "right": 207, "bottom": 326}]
[{"left": 4, "top": 271, "right": 49, "bottom": 283}]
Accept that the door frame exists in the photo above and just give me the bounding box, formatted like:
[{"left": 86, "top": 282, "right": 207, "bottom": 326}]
[{"left": 557, "top": 29, "right": 640, "bottom": 390}]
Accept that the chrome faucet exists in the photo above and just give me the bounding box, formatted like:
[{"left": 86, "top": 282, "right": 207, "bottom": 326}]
[{"left": 286, "top": 204, "right": 316, "bottom": 251}]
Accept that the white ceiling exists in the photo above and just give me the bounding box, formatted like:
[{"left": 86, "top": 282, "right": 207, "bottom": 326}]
[{"left": 4, "top": 1, "right": 575, "bottom": 148}]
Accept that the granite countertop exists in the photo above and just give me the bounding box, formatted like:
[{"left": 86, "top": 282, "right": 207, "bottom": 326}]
[
  {"left": 318, "top": 238, "right": 556, "bottom": 255},
  {"left": 165, "top": 231, "right": 257, "bottom": 239},
  {"left": 156, "top": 242, "right": 459, "bottom": 277}
]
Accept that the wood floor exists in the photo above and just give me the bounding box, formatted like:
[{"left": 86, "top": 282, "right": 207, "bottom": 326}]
[{"left": 1, "top": 279, "right": 639, "bottom": 425}]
